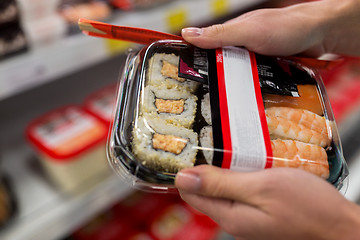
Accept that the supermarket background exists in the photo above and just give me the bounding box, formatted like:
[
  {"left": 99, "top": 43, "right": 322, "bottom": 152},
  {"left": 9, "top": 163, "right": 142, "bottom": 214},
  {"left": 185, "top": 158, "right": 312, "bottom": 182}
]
[{"left": 1, "top": 0, "right": 360, "bottom": 239}]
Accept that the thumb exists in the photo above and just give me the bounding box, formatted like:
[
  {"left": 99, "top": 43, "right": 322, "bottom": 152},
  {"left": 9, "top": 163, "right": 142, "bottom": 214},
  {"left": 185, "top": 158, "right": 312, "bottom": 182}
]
[
  {"left": 175, "top": 165, "right": 262, "bottom": 204},
  {"left": 181, "top": 22, "right": 250, "bottom": 49}
]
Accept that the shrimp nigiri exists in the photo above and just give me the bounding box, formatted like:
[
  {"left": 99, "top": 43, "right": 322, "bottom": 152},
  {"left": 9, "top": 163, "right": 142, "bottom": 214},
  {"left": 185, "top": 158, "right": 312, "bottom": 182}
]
[
  {"left": 271, "top": 139, "right": 329, "bottom": 179},
  {"left": 265, "top": 107, "right": 329, "bottom": 136},
  {"left": 266, "top": 114, "right": 331, "bottom": 148}
]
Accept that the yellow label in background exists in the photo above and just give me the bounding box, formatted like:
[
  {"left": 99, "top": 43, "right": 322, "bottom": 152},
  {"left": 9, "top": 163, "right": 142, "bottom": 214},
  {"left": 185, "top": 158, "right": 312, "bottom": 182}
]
[
  {"left": 211, "top": 0, "right": 229, "bottom": 18},
  {"left": 105, "top": 39, "right": 132, "bottom": 56},
  {"left": 166, "top": 8, "right": 188, "bottom": 33}
]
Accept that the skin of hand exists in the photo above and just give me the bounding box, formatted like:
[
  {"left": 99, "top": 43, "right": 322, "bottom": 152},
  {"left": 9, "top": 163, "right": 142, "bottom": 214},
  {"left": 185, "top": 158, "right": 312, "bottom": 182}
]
[
  {"left": 175, "top": 165, "right": 360, "bottom": 240},
  {"left": 181, "top": 0, "right": 360, "bottom": 57}
]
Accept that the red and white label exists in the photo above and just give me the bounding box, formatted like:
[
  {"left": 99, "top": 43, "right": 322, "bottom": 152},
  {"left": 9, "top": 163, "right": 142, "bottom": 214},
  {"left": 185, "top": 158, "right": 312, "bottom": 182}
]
[{"left": 216, "top": 47, "right": 272, "bottom": 171}]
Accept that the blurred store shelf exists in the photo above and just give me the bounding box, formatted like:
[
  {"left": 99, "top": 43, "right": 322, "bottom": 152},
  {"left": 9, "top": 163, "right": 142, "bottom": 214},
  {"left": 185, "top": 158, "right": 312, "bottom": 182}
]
[
  {"left": 0, "top": 144, "right": 132, "bottom": 240},
  {"left": 0, "top": 53, "right": 129, "bottom": 240},
  {"left": 0, "top": 0, "right": 264, "bottom": 101}
]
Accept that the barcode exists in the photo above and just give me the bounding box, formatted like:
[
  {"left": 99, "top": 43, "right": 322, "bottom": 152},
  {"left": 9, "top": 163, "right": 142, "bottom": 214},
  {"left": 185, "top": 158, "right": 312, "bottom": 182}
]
[{"left": 224, "top": 49, "right": 247, "bottom": 60}]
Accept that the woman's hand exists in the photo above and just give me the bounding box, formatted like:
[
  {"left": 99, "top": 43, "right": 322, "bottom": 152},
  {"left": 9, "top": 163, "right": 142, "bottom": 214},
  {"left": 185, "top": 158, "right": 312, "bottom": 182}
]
[
  {"left": 181, "top": 0, "right": 360, "bottom": 57},
  {"left": 175, "top": 165, "right": 360, "bottom": 240}
]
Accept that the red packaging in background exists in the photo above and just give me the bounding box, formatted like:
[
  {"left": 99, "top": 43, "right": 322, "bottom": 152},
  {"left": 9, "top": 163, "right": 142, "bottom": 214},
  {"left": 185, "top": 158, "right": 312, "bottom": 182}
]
[
  {"left": 71, "top": 191, "right": 220, "bottom": 240},
  {"left": 83, "top": 84, "right": 117, "bottom": 127},
  {"left": 72, "top": 210, "right": 137, "bottom": 240},
  {"left": 111, "top": 191, "right": 178, "bottom": 225},
  {"left": 59, "top": 0, "right": 111, "bottom": 24},
  {"left": 148, "top": 202, "right": 219, "bottom": 240},
  {"left": 110, "top": 0, "right": 173, "bottom": 11},
  {"left": 321, "top": 57, "right": 360, "bottom": 123},
  {"left": 25, "top": 105, "right": 110, "bottom": 194}
]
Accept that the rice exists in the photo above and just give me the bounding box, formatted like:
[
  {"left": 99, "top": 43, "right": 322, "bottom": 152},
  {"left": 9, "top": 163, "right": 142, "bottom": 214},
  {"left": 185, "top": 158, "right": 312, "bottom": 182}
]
[
  {"left": 132, "top": 117, "right": 198, "bottom": 173},
  {"left": 200, "top": 126, "right": 214, "bottom": 165},
  {"left": 201, "top": 92, "right": 212, "bottom": 125},
  {"left": 147, "top": 53, "right": 200, "bottom": 93},
  {"left": 141, "top": 85, "right": 197, "bottom": 128}
]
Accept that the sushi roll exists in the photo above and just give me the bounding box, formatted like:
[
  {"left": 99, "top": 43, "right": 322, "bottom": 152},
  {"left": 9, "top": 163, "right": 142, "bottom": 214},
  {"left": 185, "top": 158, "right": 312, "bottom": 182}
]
[
  {"left": 201, "top": 92, "right": 212, "bottom": 125},
  {"left": 147, "top": 53, "right": 200, "bottom": 93},
  {"left": 132, "top": 117, "right": 198, "bottom": 173},
  {"left": 141, "top": 85, "right": 197, "bottom": 128},
  {"left": 199, "top": 126, "right": 214, "bottom": 165}
]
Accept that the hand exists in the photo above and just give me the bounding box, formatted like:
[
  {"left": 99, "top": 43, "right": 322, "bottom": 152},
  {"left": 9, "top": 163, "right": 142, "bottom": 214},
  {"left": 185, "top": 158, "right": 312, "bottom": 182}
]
[
  {"left": 181, "top": 0, "right": 360, "bottom": 57},
  {"left": 175, "top": 165, "right": 360, "bottom": 240}
]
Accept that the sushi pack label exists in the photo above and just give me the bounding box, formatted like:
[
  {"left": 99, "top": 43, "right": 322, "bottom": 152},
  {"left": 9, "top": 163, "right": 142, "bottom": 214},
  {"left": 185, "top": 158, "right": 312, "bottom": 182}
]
[
  {"left": 178, "top": 46, "right": 208, "bottom": 84},
  {"left": 256, "top": 54, "right": 315, "bottom": 96},
  {"left": 207, "top": 47, "right": 273, "bottom": 171}
]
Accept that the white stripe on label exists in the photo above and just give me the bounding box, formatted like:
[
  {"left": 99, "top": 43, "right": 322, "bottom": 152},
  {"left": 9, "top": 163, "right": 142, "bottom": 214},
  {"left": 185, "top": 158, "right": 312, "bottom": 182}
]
[{"left": 222, "top": 47, "right": 267, "bottom": 171}]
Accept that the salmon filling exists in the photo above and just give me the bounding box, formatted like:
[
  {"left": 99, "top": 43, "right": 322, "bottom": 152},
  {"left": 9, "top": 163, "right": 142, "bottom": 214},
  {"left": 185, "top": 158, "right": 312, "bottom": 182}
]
[
  {"left": 161, "top": 61, "right": 185, "bottom": 82},
  {"left": 155, "top": 98, "right": 185, "bottom": 114},
  {"left": 152, "top": 133, "right": 188, "bottom": 154}
]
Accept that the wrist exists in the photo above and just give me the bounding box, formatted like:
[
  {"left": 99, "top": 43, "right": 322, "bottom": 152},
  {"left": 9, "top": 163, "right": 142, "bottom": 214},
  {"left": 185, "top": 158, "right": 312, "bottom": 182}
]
[
  {"left": 333, "top": 201, "right": 360, "bottom": 240},
  {"left": 321, "top": 0, "right": 360, "bottom": 55},
  {"left": 345, "top": 202, "right": 360, "bottom": 240}
]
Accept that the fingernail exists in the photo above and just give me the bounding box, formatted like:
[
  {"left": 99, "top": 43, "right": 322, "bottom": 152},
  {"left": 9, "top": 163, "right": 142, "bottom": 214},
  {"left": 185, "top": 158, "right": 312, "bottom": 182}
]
[
  {"left": 182, "top": 27, "right": 203, "bottom": 37},
  {"left": 176, "top": 171, "right": 201, "bottom": 191}
]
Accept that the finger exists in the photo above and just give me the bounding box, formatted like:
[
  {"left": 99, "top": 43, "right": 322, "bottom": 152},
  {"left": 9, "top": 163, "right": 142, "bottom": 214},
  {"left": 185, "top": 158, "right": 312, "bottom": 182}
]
[
  {"left": 175, "top": 165, "right": 265, "bottom": 205},
  {"left": 181, "top": 8, "right": 279, "bottom": 50},
  {"left": 178, "top": 190, "right": 234, "bottom": 222},
  {"left": 179, "top": 191, "right": 267, "bottom": 235},
  {"left": 181, "top": 22, "right": 250, "bottom": 49},
  {"left": 181, "top": 5, "right": 326, "bottom": 56}
]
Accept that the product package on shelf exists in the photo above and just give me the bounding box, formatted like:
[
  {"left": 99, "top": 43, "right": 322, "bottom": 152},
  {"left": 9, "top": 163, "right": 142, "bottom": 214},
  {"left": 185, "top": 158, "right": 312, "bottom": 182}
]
[
  {"left": 70, "top": 191, "right": 220, "bottom": 240},
  {"left": 59, "top": 0, "right": 111, "bottom": 25},
  {"left": 16, "top": 0, "right": 60, "bottom": 21},
  {"left": 25, "top": 105, "right": 111, "bottom": 194},
  {"left": 321, "top": 57, "right": 360, "bottom": 123},
  {"left": 0, "top": 172, "right": 17, "bottom": 231},
  {"left": 16, "top": 0, "right": 69, "bottom": 47},
  {"left": 83, "top": 83, "right": 117, "bottom": 129},
  {"left": 0, "top": 21, "right": 28, "bottom": 59},
  {"left": 20, "top": 13, "right": 67, "bottom": 48},
  {"left": 110, "top": 0, "right": 174, "bottom": 11},
  {"left": 0, "top": 0, "right": 19, "bottom": 25},
  {"left": 107, "top": 40, "right": 349, "bottom": 193},
  {"left": 0, "top": 1, "right": 28, "bottom": 60}
]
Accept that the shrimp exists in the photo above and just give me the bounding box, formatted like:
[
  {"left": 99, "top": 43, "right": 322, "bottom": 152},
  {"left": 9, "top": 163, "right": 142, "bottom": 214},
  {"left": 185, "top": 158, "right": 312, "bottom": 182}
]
[
  {"left": 265, "top": 107, "right": 329, "bottom": 136},
  {"left": 271, "top": 139, "right": 329, "bottom": 179},
  {"left": 266, "top": 114, "right": 331, "bottom": 148}
]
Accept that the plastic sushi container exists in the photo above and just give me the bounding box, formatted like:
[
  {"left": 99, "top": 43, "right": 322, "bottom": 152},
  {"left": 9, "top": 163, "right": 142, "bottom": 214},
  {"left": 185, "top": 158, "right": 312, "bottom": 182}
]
[
  {"left": 26, "top": 105, "right": 111, "bottom": 194},
  {"left": 107, "top": 40, "right": 349, "bottom": 193}
]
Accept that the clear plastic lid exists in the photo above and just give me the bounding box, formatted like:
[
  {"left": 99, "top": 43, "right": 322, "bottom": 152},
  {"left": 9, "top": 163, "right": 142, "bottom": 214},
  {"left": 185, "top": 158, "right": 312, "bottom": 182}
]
[{"left": 107, "top": 40, "right": 348, "bottom": 192}]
